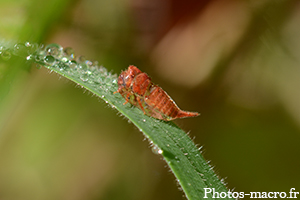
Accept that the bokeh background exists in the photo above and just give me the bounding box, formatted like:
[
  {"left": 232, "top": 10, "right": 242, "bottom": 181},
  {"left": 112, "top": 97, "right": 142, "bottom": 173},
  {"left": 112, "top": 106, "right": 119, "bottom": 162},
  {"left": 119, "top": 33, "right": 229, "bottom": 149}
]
[{"left": 1, "top": 0, "right": 300, "bottom": 199}]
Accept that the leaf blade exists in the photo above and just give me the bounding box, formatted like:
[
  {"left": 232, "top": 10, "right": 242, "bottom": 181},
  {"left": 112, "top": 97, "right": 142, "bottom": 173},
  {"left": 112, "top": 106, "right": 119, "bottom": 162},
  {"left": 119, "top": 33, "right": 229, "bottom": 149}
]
[{"left": 12, "top": 42, "right": 233, "bottom": 200}]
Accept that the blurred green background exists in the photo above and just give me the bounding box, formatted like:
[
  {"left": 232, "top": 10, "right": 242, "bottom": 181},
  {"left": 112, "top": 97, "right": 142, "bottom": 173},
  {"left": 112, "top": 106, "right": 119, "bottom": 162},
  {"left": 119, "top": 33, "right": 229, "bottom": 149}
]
[{"left": 1, "top": 0, "right": 300, "bottom": 199}]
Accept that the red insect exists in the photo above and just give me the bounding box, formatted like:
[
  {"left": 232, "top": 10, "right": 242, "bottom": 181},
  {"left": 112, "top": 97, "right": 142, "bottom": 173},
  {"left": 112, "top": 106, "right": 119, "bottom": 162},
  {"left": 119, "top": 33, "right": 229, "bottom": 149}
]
[{"left": 114, "top": 65, "right": 199, "bottom": 121}]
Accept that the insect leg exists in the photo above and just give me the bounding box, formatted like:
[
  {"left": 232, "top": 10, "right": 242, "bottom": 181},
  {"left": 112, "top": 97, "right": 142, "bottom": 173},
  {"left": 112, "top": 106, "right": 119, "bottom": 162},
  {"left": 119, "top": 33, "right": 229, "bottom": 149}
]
[
  {"left": 113, "top": 89, "right": 120, "bottom": 94},
  {"left": 123, "top": 92, "right": 131, "bottom": 105},
  {"left": 136, "top": 96, "right": 146, "bottom": 114}
]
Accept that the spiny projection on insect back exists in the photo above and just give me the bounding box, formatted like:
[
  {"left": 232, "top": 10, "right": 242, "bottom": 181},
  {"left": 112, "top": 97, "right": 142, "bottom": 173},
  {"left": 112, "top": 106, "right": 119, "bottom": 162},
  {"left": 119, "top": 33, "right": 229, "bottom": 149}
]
[{"left": 114, "top": 65, "right": 200, "bottom": 121}]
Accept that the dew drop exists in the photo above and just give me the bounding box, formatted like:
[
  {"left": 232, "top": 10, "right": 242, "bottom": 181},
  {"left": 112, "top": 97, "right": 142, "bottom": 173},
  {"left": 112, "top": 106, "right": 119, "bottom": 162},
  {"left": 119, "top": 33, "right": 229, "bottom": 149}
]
[
  {"left": 34, "top": 50, "right": 46, "bottom": 62},
  {"left": 44, "top": 55, "right": 56, "bottom": 65},
  {"left": 99, "top": 66, "right": 108, "bottom": 74},
  {"left": 56, "top": 61, "right": 68, "bottom": 71},
  {"left": 69, "top": 60, "right": 78, "bottom": 69},
  {"left": 61, "top": 57, "right": 68, "bottom": 63},
  {"left": 85, "top": 60, "right": 93, "bottom": 67},
  {"left": 80, "top": 74, "right": 89, "bottom": 82},
  {"left": 143, "top": 119, "right": 146, "bottom": 122},
  {"left": 13, "top": 43, "right": 26, "bottom": 56},
  {"left": 151, "top": 145, "right": 163, "bottom": 155},
  {"left": 45, "top": 43, "right": 63, "bottom": 58},
  {"left": 63, "top": 47, "right": 75, "bottom": 59},
  {"left": 26, "top": 55, "right": 33, "bottom": 60},
  {"left": 92, "top": 60, "right": 99, "bottom": 67},
  {"left": 93, "top": 77, "right": 101, "bottom": 84},
  {"left": 24, "top": 42, "right": 31, "bottom": 47},
  {"left": 38, "top": 43, "right": 45, "bottom": 50},
  {"left": 86, "top": 70, "right": 92, "bottom": 75},
  {"left": 35, "top": 64, "right": 42, "bottom": 69},
  {"left": 1, "top": 49, "right": 11, "bottom": 60},
  {"left": 105, "top": 81, "right": 112, "bottom": 88},
  {"left": 78, "top": 63, "right": 88, "bottom": 71},
  {"left": 25, "top": 42, "right": 38, "bottom": 54},
  {"left": 77, "top": 55, "right": 86, "bottom": 64}
]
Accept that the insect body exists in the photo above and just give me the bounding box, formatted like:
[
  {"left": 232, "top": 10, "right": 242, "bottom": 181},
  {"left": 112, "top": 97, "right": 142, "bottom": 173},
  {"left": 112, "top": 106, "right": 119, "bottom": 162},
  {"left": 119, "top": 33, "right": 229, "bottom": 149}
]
[{"left": 114, "top": 65, "right": 200, "bottom": 121}]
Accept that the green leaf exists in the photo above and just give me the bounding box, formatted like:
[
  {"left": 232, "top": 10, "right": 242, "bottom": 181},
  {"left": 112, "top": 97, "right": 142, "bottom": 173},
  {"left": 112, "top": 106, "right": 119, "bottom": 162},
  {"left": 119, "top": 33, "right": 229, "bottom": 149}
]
[{"left": 7, "top": 42, "right": 233, "bottom": 200}]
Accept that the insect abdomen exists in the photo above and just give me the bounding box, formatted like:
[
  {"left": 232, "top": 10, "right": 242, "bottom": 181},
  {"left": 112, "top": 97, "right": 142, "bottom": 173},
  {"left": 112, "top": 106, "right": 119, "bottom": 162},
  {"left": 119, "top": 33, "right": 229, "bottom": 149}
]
[{"left": 146, "top": 86, "right": 180, "bottom": 120}]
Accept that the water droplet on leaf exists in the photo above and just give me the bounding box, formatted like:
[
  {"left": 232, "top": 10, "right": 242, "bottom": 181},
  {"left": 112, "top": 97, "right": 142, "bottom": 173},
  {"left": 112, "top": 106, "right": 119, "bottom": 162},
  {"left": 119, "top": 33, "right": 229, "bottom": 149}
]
[
  {"left": 13, "top": 43, "right": 26, "bottom": 56},
  {"left": 1, "top": 49, "right": 11, "bottom": 60},
  {"left": 69, "top": 60, "right": 77, "bottom": 69},
  {"left": 45, "top": 43, "right": 63, "bottom": 58},
  {"left": 77, "top": 55, "right": 86, "bottom": 64},
  {"left": 34, "top": 50, "right": 46, "bottom": 62},
  {"left": 57, "top": 61, "right": 68, "bottom": 71},
  {"left": 80, "top": 74, "right": 89, "bottom": 82},
  {"left": 26, "top": 55, "right": 33, "bottom": 60},
  {"left": 35, "top": 64, "right": 42, "bottom": 69},
  {"left": 152, "top": 145, "right": 163, "bottom": 155},
  {"left": 44, "top": 55, "right": 56, "bottom": 65},
  {"left": 85, "top": 60, "right": 93, "bottom": 67},
  {"left": 78, "top": 63, "right": 88, "bottom": 71},
  {"left": 63, "top": 47, "right": 75, "bottom": 59}
]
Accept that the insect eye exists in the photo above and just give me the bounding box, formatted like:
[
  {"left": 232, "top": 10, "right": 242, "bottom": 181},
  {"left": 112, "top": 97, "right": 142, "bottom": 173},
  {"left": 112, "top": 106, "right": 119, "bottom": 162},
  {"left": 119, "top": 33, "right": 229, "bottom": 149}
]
[{"left": 118, "top": 74, "right": 126, "bottom": 86}]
